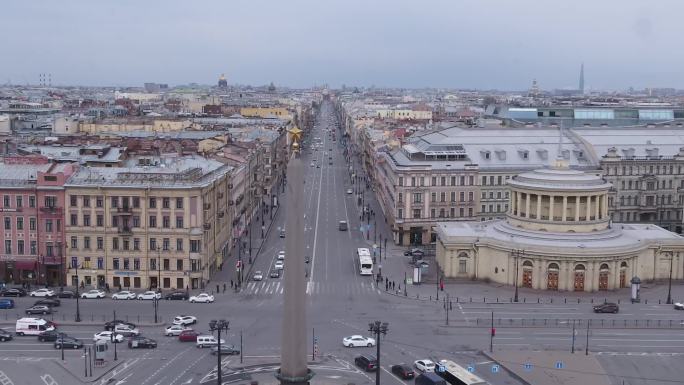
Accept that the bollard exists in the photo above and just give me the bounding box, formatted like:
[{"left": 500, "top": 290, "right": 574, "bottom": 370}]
[
  {"left": 591, "top": 298, "right": 594, "bottom": 304},
  {"left": 476, "top": 318, "right": 479, "bottom": 325},
  {"left": 659, "top": 300, "right": 661, "bottom": 304},
  {"left": 456, "top": 297, "right": 459, "bottom": 303},
  {"left": 470, "top": 297, "right": 472, "bottom": 302},
  {"left": 430, "top": 296, "right": 432, "bottom": 301},
  {"left": 645, "top": 299, "right": 648, "bottom": 304},
  {"left": 496, "top": 298, "right": 499, "bottom": 303},
  {"left": 601, "top": 319, "right": 604, "bottom": 327},
  {"left": 544, "top": 319, "right": 547, "bottom": 325},
  {"left": 538, "top": 298, "right": 540, "bottom": 303},
  {"left": 523, "top": 297, "right": 526, "bottom": 303},
  {"left": 577, "top": 298, "right": 580, "bottom": 304},
  {"left": 550, "top": 298, "right": 553, "bottom": 304},
  {"left": 484, "top": 297, "right": 486, "bottom": 303},
  {"left": 564, "top": 298, "right": 567, "bottom": 304},
  {"left": 617, "top": 299, "right": 620, "bottom": 304}
]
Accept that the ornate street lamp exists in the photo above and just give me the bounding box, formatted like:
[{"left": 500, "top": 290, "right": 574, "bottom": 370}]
[
  {"left": 209, "top": 319, "right": 230, "bottom": 385},
  {"left": 368, "top": 321, "right": 388, "bottom": 385}
]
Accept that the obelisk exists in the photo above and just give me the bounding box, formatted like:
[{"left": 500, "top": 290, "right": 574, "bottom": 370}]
[{"left": 277, "top": 127, "right": 313, "bottom": 384}]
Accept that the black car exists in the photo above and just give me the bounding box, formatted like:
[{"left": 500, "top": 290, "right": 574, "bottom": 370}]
[
  {"left": 165, "top": 291, "right": 189, "bottom": 301},
  {"left": 210, "top": 345, "right": 240, "bottom": 356},
  {"left": 57, "top": 290, "right": 76, "bottom": 299},
  {"left": 404, "top": 248, "right": 425, "bottom": 257},
  {"left": 0, "top": 328, "right": 12, "bottom": 342},
  {"left": 391, "top": 364, "right": 415, "bottom": 379},
  {"left": 104, "top": 320, "right": 136, "bottom": 331},
  {"left": 128, "top": 336, "right": 157, "bottom": 349},
  {"left": 593, "top": 303, "right": 619, "bottom": 313},
  {"left": 25, "top": 305, "right": 52, "bottom": 315},
  {"left": 269, "top": 270, "right": 281, "bottom": 278},
  {"left": 54, "top": 336, "right": 83, "bottom": 349},
  {"left": 1, "top": 288, "right": 27, "bottom": 297},
  {"left": 38, "top": 330, "right": 64, "bottom": 342},
  {"left": 34, "top": 298, "right": 61, "bottom": 307},
  {"left": 354, "top": 355, "right": 378, "bottom": 372}
]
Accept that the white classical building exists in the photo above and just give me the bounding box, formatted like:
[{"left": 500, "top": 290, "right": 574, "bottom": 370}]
[{"left": 435, "top": 161, "right": 684, "bottom": 292}]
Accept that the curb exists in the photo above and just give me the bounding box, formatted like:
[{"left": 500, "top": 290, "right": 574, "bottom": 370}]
[
  {"left": 54, "top": 356, "right": 126, "bottom": 384},
  {"left": 480, "top": 350, "right": 532, "bottom": 385}
]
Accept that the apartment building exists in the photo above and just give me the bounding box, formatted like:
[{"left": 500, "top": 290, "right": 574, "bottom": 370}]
[{"left": 64, "top": 155, "right": 233, "bottom": 291}]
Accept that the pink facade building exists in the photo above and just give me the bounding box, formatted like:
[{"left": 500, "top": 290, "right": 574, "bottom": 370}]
[{"left": 0, "top": 156, "right": 76, "bottom": 286}]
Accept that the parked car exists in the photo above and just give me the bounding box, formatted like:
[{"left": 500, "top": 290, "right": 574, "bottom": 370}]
[
  {"left": 414, "top": 359, "right": 436, "bottom": 373},
  {"left": 137, "top": 291, "right": 161, "bottom": 300},
  {"left": 93, "top": 331, "right": 124, "bottom": 343},
  {"left": 30, "top": 288, "right": 55, "bottom": 297},
  {"left": 279, "top": 229, "right": 286, "bottom": 238},
  {"left": 404, "top": 248, "right": 425, "bottom": 257},
  {"left": 165, "top": 324, "right": 191, "bottom": 336},
  {"left": 253, "top": 271, "right": 264, "bottom": 281},
  {"left": 346, "top": 189, "right": 353, "bottom": 194},
  {"left": 165, "top": 291, "right": 189, "bottom": 301},
  {"left": 81, "top": 290, "right": 106, "bottom": 299},
  {"left": 57, "top": 290, "right": 76, "bottom": 299},
  {"left": 338, "top": 221, "right": 348, "bottom": 231},
  {"left": 189, "top": 293, "right": 214, "bottom": 303},
  {"left": 33, "top": 298, "right": 61, "bottom": 307},
  {"left": 172, "top": 315, "right": 197, "bottom": 326},
  {"left": 274, "top": 260, "right": 284, "bottom": 270},
  {"left": 0, "top": 299, "right": 15, "bottom": 309},
  {"left": 0, "top": 328, "right": 13, "bottom": 342},
  {"left": 25, "top": 305, "right": 52, "bottom": 315},
  {"left": 355, "top": 355, "right": 378, "bottom": 372},
  {"left": 342, "top": 335, "right": 375, "bottom": 347},
  {"left": 674, "top": 302, "right": 684, "bottom": 310},
  {"left": 196, "top": 335, "right": 224, "bottom": 348},
  {"left": 210, "top": 345, "right": 240, "bottom": 356},
  {"left": 178, "top": 330, "right": 200, "bottom": 342},
  {"left": 277, "top": 251, "right": 285, "bottom": 260},
  {"left": 128, "top": 336, "right": 157, "bottom": 349},
  {"left": 38, "top": 330, "right": 63, "bottom": 342},
  {"left": 593, "top": 303, "right": 619, "bottom": 314},
  {"left": 54, "top": 336, "right": 83, "bottom": 349},
  {"left": 113, "top": 324, "right": 140, "bottom": 337},
  {"left": 269, "top": 270, "right": 281, "bottom": 278},
  {"left": 1, "top": 288, "right": 26, "bottom": 297},
  {"left": 104, "top": 320, "right": 136, "bottom": 331},
  {"left": 111, "top": 291, "right": 136, "bottom": 300},
  {"left": 415, "top": 372, "right": 447, "bottom": 385},
  {"left": 391, "top": 364, "right": 415, "bottom": 379}
]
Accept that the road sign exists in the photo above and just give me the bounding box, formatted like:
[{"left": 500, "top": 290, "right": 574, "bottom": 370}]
[
  {"left": 436, "top": 364, "right": 445, "bottom": 373},
  {"left": 467, "top": 366, "right": 475, "bottom": 373},
  {"left": 491, "top": 364, "right": 500, "bottom": 373},
  {"left": 555, "top": 361, "right": 564, "bottom": 369},
  {"left": 523, "top": 363, "right": 533, "bottom": 371}
]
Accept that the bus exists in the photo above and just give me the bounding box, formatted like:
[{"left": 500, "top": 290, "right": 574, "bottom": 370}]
[
  {"left": 435, "top": 360, "right": 488, "bottom": 385},
  {"left": 356, "top": 248, "right": 373, "bottom": 276}
]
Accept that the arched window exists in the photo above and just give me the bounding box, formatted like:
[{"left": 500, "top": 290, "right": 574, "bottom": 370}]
[
  {"left": 548, "top": 263, "right": 560, "bottom": 270},
  {"left": 522, "top": 260, "right": 533, "bottom": 268},
  {"left": 575, "top": 264, "right": 585, "bottom": 271},
  {"left": 600, "top": 263, "right": 610, "bottom": 271}
]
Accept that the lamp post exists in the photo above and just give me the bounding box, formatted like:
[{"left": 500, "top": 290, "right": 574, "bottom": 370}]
[
  {"left": 111, "top": 330, "right": 118, "bottom": 361},
  {"left": 666, "top": 252, "right": 674, "bottom": 305},
  {"left": 209, "top": 319, "right": 230, "bottom": 385},
  {"left": 75, "top": 261, "right": 81, "bottom": 322},
  {"left": 368, "top": 321, "right": 388, "bottom": 385},
  {"left": 513, "top": 249, "right": 523, "bottom": 303}
]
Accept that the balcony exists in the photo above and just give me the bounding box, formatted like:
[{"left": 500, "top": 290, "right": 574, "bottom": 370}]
[
  {"left": 116, "top": 206, "right": 133, "bottom": 215},
  {"left": 40, "top": 206, "right": 62, "bottom": 215},
  {"left": 118, "top": 226, "right": 133, "bottom": 236}
]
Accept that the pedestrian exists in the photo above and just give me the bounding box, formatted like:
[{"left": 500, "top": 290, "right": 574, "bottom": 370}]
[
  {"left": 231, "top": 280, "right": 234, "bottom": 289},
  {"left": 223, "top": 283, "right": 226, "bottom": 293},
  {"left": 385, "top": 281, "right": 388, "bottom": 291},
  {"left": 216, "top": 284, "right": 220, "bottom": 293},
  {"left": 385, "top": 277, "right": 388, "bottom": 285}
]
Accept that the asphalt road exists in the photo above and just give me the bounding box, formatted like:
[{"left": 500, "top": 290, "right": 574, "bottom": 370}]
[{"left": 2, "top": 101, "right": 684, "bottom": 385}]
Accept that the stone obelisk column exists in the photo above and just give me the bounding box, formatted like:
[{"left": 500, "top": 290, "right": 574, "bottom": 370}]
[{"left": 277, "top": 127, "right": 313, "bottom": 384}]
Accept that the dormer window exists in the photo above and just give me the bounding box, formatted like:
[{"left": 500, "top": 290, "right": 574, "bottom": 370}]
[
  {"left": 518, "top": 150, "right": 529, "bottom": 159},
  {"left": 481, "top": 150, "right": 491, "bottom": 160}
]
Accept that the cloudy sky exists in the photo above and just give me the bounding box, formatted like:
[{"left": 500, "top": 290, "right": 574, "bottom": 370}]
[{"left": 1, "top": 0, "right": 682, "bottom": 90}]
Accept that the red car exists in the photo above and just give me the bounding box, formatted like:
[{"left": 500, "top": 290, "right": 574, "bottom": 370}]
[{"left": 178, "top": 330, "right": 199, "bottom": 342}]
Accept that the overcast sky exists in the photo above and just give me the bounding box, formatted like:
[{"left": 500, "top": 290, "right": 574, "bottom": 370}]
[{"left": 2, "top": 0, "right": 682, "bottom": 90}]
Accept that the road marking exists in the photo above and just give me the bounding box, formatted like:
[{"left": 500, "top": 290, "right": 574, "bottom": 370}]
[
  {"left": 0, "top": 371, "right": 14, "bottom": 385},
  {"left": 40, "top": 374, "right": 58, "bottom": 385},
  {"left": 309, "top": 125, "right": 326, "bottom": 285}
]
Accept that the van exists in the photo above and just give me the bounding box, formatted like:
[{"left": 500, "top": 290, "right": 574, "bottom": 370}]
[
  {"left": 0, "top": 299, "right": 14, "bottom": 309},
  {"left": 338, "top": 221, "right": 348, "bottom": 231},
  {"left": 196, "top": 335, "right": 225, "bottom": 348},
  {"left": 415, "top": 372, "right": 447, "bottom": 385},
  {"left": 15, "top": 317, "right": 56, "bottom": 336}
]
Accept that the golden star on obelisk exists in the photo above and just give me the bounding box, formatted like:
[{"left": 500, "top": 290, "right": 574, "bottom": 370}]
[{"left": 288, "top": 126, "right": 302, "bottom": 153}]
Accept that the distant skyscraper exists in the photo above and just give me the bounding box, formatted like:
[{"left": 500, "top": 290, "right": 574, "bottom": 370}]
[{"left": 579, "top": 63, "right": 585, "bottom": 94}]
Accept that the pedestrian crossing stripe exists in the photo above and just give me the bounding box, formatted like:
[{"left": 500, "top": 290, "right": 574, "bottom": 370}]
[{"left": 244, "top": 281, "right": 379, "bottom": 296}]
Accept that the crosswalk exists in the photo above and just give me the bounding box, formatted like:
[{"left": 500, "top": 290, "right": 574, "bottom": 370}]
[{"left": 242, "top": 280, "right": 380, "bottom": 296}]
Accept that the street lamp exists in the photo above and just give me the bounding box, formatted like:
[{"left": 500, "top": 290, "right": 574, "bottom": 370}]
[
  {"left": 368, "top": 321, "right": 388, "bottom": 385},
  {"left": 110, "top": 331, "right": 118, "bottom": 361},
  {"left": 75, "top": 261, "right": 81, "bottom": 322},
  {"left": 209, "top": 319, "right": 230, "bottom": 385},
  {"left": 513, "top": 249, "right": 523, "bottom": 303},
  {"left": 666, "top": 252, "right": 674, "bottom": 305}
]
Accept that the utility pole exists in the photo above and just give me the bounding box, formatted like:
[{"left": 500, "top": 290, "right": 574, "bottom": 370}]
[
  {"left": 490, "top": 311, "right": 495, "bottom": 352},
  {"left": 666, "top": 252, "right": 674, "bottom": 305},
  {"left": 585, "top": 320, "right": 590, "bottom": 355}
]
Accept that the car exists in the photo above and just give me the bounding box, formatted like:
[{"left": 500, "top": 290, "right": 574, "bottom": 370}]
[
  {"left": 0, "top": 299, "right": 15, "bottom": 309},
  {"left": 342, "top": 335, "right": 376, "bottom": 347},
  {"left": 277, "top": 251, "right": 285, "bottom": 260},
  {"left": 279, "top": 229, "right": 286, "bottom": 238},
  {"left": 189, "top": 293, "right": 214, "bottom": 303},
  {"left": 34, "top": 298, "right": 61, "bottom": 307},
  {"left": 93, "top": 331, "right": 124, "bottom": 343},
  {"left": 310, "top": 162, "right": 315, "bottom": 167},
  {"left": 329, "top": 161, "right": 333, "bottom": 165},
  {"left": 25, "top": 305, "right": 52, "bottom": 315},
  {"left": 274, "top": 260, "right": 284, "bottom": 270},
  {"left": 0, "top": 328, "right": 13, "bottom": 342},
  {"left": 1, "top": 288, "right": 26, "bottom": 297},
  {"left": 355, "top": 355, "right": 378, "bottom": 372},
  {"left": 54, "top": 336, "right": 83, "bottom": 349},
  {"left": 165, "top": 291, "right": 189, "bottom": 301},
  {"left": 414, "top": 359, "right": 436, "bottom": 373},
  {"left": 38, "top": 330, "right": 63, "bottom": 342},
  {"left": 172, "top": 315, "right": 197, "bottom": 326},
  {"left": 178, "top": 330, "right": 200, "bottom": 342},
  {"left": 338, "top": 221, "right": 348, "bottom": 231},
  {"left": 391, "top": 364, "right": 415, "bottom": 379},
  {"left": 269, "top": 270, "right": 281, "bottom": 278},
  {"left": 30, "top": 288, "right": 55, "bottom": 297},
  {"left": 404, "top": 248, "right": 425, "bottom": 257},
  {"left": 128, "top": 336, "right": 157, "bottom": 349},
  {"left": 593, "top": 303, "right": 619, "bottom": 313},
  {"left": 210, "top": 345, "right": 240, "bottom": 356},
  {"left": 253, "top": 271, "right": 264, "bottom": 281},
  {"left": 346, "top": 189, "right": 353, "bottom": 194},
  {"left": 137, "top": 291, "right": 161, "bottom": 300},
  {"left": 316, "top": 165, "right": 320, "bottom": 168},
  {"left": 113, "top": 324, "right": 140, "bottom": 337},
  {"left": 673, "top": 302, "right": 684, "bottom": 310},
  {"left": 165, "top": 324, "right": 191, "bottom": 336},
  {"left": 81, "top": 290, "right": 106, "bottom": 299},
  {"left": 111, "top": 291, "right": 136, "bottom": 300},
  {"left": 57, "top": 290, "right": 76, "bottom": 299},
  {"left": 196, "top": 335, "right": 224, "bottom": 348},
  {"left": 104, "top": 320, "right": 136, "bottom": 331}
]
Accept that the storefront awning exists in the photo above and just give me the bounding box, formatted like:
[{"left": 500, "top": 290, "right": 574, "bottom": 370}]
[{"left": 14, "top": 261, "right": 37, "bottom": 270}]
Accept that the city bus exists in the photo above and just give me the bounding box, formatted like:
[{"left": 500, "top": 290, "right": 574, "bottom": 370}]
[
  {"left": 356, "top": 248, "right": 373, "bottom": 276},
  {"left": 436, "top": 360, "right": 488, "bottom": 385}
]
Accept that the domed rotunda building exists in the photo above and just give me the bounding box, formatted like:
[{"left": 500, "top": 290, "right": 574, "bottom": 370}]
[{"left": 435, "top": 160, "right": 684, "bottom": 292}]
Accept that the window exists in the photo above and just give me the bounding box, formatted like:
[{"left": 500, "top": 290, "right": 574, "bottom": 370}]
[
  {"left": 16, "top": 217, "right": 23, "bottom": 230},
  {"left": 96, "top": 215, "right": 103, "bottom": 227},
  {"left": 112, "top": 216, "right": 118, "bottom": 227},
  {"left": 451, "top": 192, "right": 456, "bottom": 202},
  {"left": 45, "top": 219, "right": 53, "bottom": 232},
  {"left": 44, "top": 196, "right": 57, "bottom": 208},
  {"left": 176, "top": 238, "right": 183, "bottom": 251},
  {"left": 113, "top": 258, "right": 120, "bottom": 270},
  {"left": 459, "top": 192, "right": 465, "bottom": 202},
  {"left": 134, "top": 258, "right": 140, "bottom": 270},
  {"left": 450, "top": 208, "right": 455, "bottom": 217},
  {"left": 411, "top": 177, "right": 416, "bottom": 187},
  {"left": 150, "top": 238, "right": 157, "bottom": 251},
  {"left": 150, "top": 258, "right": 157, "bottom": 271},
  {"left": 163, "top": 259, "right": 170, "bottom": 271},
  {"left": 420, "top": 177, "right": 425, "bottom": 186},
  {"left": 481, "top": 192, "right": 486, "bottom": 200},
  {"left": 431, "top": 192, "right": 436, "bottom": 202},
  {"left": 413, "top": 209, "right": 421, "bottom": 219},
  {"left": 176, "top": 198, "right": 183, "bottom": 209},
  {"left": 30, "top": 241, "right": 36, "bottom": 255},
  {"left": 132, "top": 216, "right": 140, "bottom": 228},
  {"left": 468, "top": 207, "right": 473, "bottom": 216},
  {"left": 123, "top": 239, "right": 129, "bottom": 251},
  {"left": 163, "top": 216, "right": 170, "bottom": 228},
  {"left": 29, "top": 196, "right": 35, "bottom": 208},
  {"left": 481, "top": 205, "right": 486, "bottom": 213},
  {"left": 149, "top": 215, "right": 157, "bottom": 228},
  {"left": 468, "top": 192, "right": 474, "bottom": 201},
  {"left": 28, "top": 217, "right": 36, "bottom": 231},
  {"left": 431, "top": 177, "right": 437, "bottom": 186},
  {"left": 83, "top": 215, "right": 91, "bottom": 227},
  {"left": 398, "top": 177, "right": 404, "bottom": 186},
  {"left": 498, "top": 176, "right": 502, "bottom": 185},
  {"left": 96, "top": 196, "right": 103, "bottom": 208},
  {"left": 176, "top": 259, "right": 183, "bottom": 271},
  {"left": 163, "top": 238, "right": 170, "bottom": 251},
  {"left": 440, "top": 192, "right": 446, "bottom": 202},
  {"left": 149, "top": 197, "right": 156, "bottom": 209},
  {"left": 441, "top": 177, "right": 446, "bottom": 186},
  {"left": 16, "top": 196, "right": 22, "bottom": 208},
  {"left": 3, "top": 217, "right": 9, "bottom": 230},
  {"left": 85, "top": 238, "right": 91, "bottom": 251},
  {"left": 4, "top": 240, "right": 11, "bottom": 254},
  {"left": 2, "top": 196, "right": 10, "bottom": 207},
  {"left": 175, "top": 217, "right": 183, "bottom": 228},
  {"left": 469, "top": 176, "right": 474, "bottom": 185},
  {"left": 430, "top": 209, "right": 436, "bottom": 218},
  {"left": 123, "top": 258, "right": 130, "bottom": 270},
  {"left": 97, "top": 257, "right": 104, "bottom": 269},
  {"left": 83, "top": 196, "right": 90, "bottom": 207},
  {"left": 459, "top": 259, "right": 467, "bottom": 273},
  {"left": 460, "top": 207, "right": 464, "bottom": 217},
  {"left": 70, "top": 195, "right": 77, "bottom": 207},
  {"left": 162, "top": 198, "right": 170, "bottom": 209},
  {"left": 398, "top": 209, "right": 403, "bottom": 219},
  {"left": 122, "top": 197, "right": 130, "bottom": 208},
  {"left": 97, "top": 237, "right": 104, "bottom": 250},
  {"left": 17, "top": 240, "right": 24, "bottom": 255},
  {"left": 132, "top": 237, "right": 140, "bottom": 250},
  {"left": 112, "top": 237, "right": 120, "bottom": 250},
  {"left": 413, "top": 193, "right": 422, "bottom": 203},
  {"left": 482, "top": 176, "right": 487, "bottom": 185},
  {"left": 451, "top": 176, "right": 456, "bottom": 186},
  {"left": 398, "top": 193, "right": 403, "bottom": 203},
  {"left": 71, "top": 257, "right": 78, "bottom": 269},
  {"left": 132, "top": 197, "right": 140, "bottom": 208},
  {"left": 70, "top": 236, "right": 78, "bottom": 249},
  {"left": 439, "top": 208, "right": 445, "bottom": 217},
  {"left": 460, "top": 176, "right": 465, "bottom": 185},
  {"left": 70, "top": 214, "right": 77, "bottom": 226},
  {"left": 190, "top": 240, "right": 201, "bottom": 253},
  {"left": 111, "top": 196, "right": 118, "bottom": 208},
  {"left": 489, "top": 192, "right": 494, "bottom": 199}
]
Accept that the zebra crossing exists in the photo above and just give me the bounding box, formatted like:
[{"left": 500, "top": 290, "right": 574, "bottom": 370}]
[{"left": 242, "top": 280, "right": 380, "bottom": 296}]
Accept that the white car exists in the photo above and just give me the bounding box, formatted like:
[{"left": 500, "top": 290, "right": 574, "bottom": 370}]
[
  {"left": 253, "top": 271, "right": 264, "bottom": 281},
  {"left": 30, "top": 288, "right": 55, "bottom": 297},
  {"left": 674, "top": 302, "right": 684, "bottom": 310},
  {"left": 277, "top": 251, "right": 285, "bottom": 260},
  {"left": 81, "top": 290, "right": 106, "bottom": 299},
  {"left": 165, "top": 324, "right": 191, "bottom": 336},
  {"left": 189, "top": 293, "right": 214, "bottom": 303},
  {"left": 113, "top": 324, "right": 140, "bottom": 336},
  {"left": 414, "top": 359, "right": 436, "bottom": 373},
  {"left": 274, "top": 260, "right": 284, "bottom": 270},
  {"left": 342, "top": 335, "right": 376, "bottom": 347},
  {"left": 137, "top": 291, "right": 161, "bottom": 300},
  {"left": 172, "top": 315, "right": 197, "bottom": 326},
  {"left": 93, "top": 331, "right": 124, "bottom": 343},
  {"left": 111, "top": 291, "right": 136, "bottom": 300},
  {"left": 346, "top": 189, "right": 353, "bottom": 194}
]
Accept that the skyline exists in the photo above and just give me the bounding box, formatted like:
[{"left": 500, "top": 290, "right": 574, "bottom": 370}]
[{"left": 2, "top": 0, "right": 683, "bottom": 90}]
